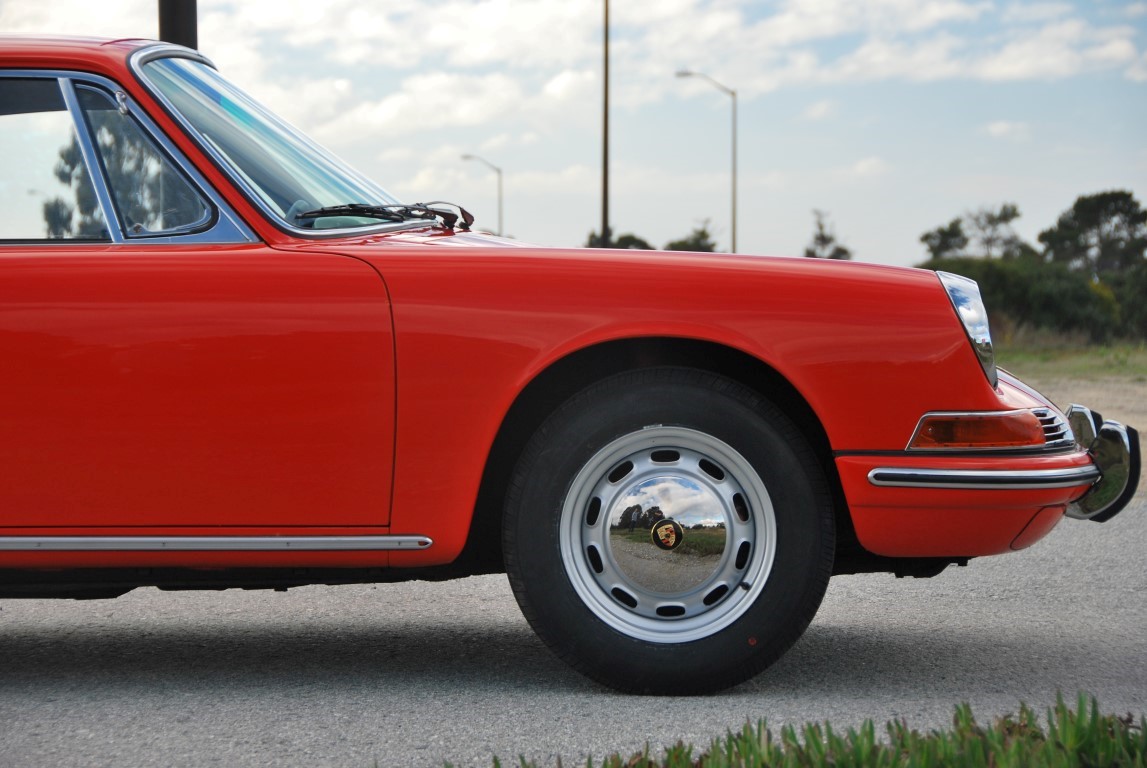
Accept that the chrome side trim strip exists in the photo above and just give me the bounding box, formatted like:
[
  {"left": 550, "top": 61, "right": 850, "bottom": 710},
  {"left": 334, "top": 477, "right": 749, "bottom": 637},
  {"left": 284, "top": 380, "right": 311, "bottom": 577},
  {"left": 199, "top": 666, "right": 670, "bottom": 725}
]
[
  {"left": 868, "top": 466, "right": 1100, "bottom": 490},
  {"left": 0, "top": 536, "right": 432, "bottom": 551}
]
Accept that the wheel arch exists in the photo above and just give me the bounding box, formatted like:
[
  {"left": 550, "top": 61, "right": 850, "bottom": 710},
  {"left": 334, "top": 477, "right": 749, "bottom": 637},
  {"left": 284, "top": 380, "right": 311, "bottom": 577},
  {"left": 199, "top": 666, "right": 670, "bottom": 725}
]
[{"left": 452, "top": 336, "right": 857, "bottom": 577}]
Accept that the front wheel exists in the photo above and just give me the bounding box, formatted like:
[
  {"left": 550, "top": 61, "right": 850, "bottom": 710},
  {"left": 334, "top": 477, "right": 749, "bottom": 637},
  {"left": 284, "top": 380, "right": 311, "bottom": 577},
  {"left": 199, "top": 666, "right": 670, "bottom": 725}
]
[{"left": 503, "top": 368, "right": 835, "bottom": 694}]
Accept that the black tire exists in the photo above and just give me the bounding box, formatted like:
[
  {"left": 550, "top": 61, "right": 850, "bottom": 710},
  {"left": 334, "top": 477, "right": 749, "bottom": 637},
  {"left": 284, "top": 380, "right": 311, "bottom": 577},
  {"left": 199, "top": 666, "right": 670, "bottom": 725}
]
[{"left": 503, "top": 367, "right": 835, "bottom": 694}]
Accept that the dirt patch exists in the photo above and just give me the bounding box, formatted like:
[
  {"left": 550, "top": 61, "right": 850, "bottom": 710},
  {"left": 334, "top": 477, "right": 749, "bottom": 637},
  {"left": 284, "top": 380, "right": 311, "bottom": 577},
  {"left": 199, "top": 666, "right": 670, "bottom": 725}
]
[{"left": 1020, "top": 375, "right": 1147, "bottom": 429}]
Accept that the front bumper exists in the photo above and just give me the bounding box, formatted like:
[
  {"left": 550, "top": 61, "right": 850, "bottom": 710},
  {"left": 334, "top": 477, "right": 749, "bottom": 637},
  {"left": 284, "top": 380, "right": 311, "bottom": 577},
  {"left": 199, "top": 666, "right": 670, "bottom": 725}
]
[
  {"left": 837, "top": 396, "right": 1140, "bottom": 558},
  {"left": 1063, "top": 405, "right": 1141, "bottom": 523},
  {"left": 862, "top": 404, "right": 1139, "bottom": 524}
]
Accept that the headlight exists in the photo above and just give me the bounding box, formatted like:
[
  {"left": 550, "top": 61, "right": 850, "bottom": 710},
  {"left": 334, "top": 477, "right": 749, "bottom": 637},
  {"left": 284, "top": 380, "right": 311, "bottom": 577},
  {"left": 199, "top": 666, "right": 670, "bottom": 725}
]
[{"left": 937, "top": 271, "right": 997, "bottom": 389}]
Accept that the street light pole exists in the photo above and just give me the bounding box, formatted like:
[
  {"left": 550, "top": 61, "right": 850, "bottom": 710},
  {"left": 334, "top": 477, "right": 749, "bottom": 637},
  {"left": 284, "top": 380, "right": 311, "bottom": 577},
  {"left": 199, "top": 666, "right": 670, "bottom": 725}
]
[
  {"left": 158, "top": 0, "right": 198, "bottom": 49},
  {"left": 602, "top": 0, "right": 610, "bottom": 247},
  {"left": 461, "top": 154, "right": 503, "bottom": 236},
  {"left": 676, "top": 69, "right": 737, "bottom": 253}
]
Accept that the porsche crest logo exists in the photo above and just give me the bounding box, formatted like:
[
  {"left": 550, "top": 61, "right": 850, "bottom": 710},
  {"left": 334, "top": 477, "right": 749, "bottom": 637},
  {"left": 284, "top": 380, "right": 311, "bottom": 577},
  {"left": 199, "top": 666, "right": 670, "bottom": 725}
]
[{"left": 651, "top": 519, "right": 685, "bottom": 551}]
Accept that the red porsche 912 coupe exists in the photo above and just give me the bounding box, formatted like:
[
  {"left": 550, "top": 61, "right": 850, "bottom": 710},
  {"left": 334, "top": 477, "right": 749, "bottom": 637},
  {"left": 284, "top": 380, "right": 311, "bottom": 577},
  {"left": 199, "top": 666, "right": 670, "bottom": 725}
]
[{"left": 0, "top": 36, "right": 1138, "bottom": 693}]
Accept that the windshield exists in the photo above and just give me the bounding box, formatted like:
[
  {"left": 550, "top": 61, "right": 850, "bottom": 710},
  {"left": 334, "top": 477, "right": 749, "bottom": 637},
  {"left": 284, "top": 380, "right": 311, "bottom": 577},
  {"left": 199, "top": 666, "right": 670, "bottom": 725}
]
[{"left": 139, "top": 55, "right": 400, "bottom": 230}]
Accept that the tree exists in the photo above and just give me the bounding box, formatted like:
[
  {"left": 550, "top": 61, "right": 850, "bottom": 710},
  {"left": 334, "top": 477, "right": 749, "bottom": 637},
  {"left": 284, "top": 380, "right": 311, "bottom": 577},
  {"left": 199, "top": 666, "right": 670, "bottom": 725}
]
[
  {"left": 920, "top": 218, "right": 967, "bottom": 260},
  {"left": 614, "top": 233, "right": 653, "bottom": 249},
  {"left": 802, "top": 210, "right": 852, "bottom": 260},
  {"left": 44, "top": 137, "right": 107, "bottom": 239},
  {"left": 585, "top": 228, "right": 610, "bottom": 248},
  {"left": 914, "top": 256, "right": 1120, "bottom": 343},
  {"left": 44, "top": 91, "right": 205, "bottom": 239},
  {"left": 1038, "top": 191, "right": 1147, "bottom": 274},
  {"left": 1109, "top": 262, "right": 1147, "bottom": 338},
  {"left": 966, "top": 203, "right": 1022, "bottom": 259},
  {"left": 921, "top": 204, "right": 1030, "bottom": 261},
  {"left": 665, "top": 222, "right": 717, "bottom": 252},
  {"left": 585, "top": 227, "right": 653, "bottom": 249}
]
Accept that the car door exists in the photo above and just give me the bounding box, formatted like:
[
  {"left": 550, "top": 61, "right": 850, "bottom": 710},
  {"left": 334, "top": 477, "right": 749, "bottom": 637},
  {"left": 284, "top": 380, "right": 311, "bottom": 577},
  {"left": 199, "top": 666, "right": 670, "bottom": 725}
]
[{"left": 0, "top": 73, "right": 395, "bottom": 532}]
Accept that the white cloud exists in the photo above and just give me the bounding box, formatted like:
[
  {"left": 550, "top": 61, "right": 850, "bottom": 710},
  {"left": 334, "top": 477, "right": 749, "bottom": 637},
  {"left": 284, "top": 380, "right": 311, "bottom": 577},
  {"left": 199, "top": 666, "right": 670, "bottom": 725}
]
[
  {"left": 479, "top": 134, "right": 511, "bottom": 152},
  {"left": 848, "top": 157, "right": 890, "bottom": 178},
  {"left": 802, "top": 100, "right": 836, "bottom": 120},
  {"left": 975, "top": 19, "right": 1138, "bottom": 79},
  {"left": 983, "top": 121, "right": 1031, "bottom": 140},
  {"left": 0, "top": 0, "right": 154, "bottom": 37},
  {"left": 831, "top": 34, "right": 967, "bottom": 81},
  {"left": 1128, "top": 50, "right": 1147, "bottom": 81},
  {"left": 311, "top": 72, "right": 524, "bottom": 142},
  {"left": 201, "top": 0, "right": 596, "bottom": 71},
  {"left": 1000, "top": 2, "right": 1073, "bottom": 24},
  {"left": 2, "top": 0, "right": 1139, "bottom": 94},
  {"left": 755, "top": 0, "right": 991, "bottom": 47},
  {"left": 3, "top": 0, "right": 1141, "bottom": 262},
  {"left": 542, "top": 69, "right": 596, "bottom": 102}
]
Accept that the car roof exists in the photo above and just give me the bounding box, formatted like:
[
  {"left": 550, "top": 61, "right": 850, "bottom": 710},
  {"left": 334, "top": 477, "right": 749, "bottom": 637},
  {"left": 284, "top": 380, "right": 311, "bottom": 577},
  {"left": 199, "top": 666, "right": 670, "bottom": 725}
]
[{"left": 0, "top": 36, "right": 175, "bottom": 73}]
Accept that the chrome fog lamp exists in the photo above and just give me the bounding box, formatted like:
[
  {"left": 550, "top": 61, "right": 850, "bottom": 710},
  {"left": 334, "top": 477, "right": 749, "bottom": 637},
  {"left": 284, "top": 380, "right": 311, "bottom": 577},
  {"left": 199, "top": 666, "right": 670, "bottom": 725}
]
[{"left": 938, "top": 271, "right": 997, "bottom": 388}]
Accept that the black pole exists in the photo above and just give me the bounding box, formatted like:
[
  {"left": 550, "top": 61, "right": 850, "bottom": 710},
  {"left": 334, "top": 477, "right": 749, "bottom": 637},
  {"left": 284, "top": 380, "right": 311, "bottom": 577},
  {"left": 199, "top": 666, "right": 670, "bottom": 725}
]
[
  {"left": 158, "top": 0, "right": 198, "bottom": 50},
  {"left": 601, "top": 0, "right": 610, "bottom": 248}
]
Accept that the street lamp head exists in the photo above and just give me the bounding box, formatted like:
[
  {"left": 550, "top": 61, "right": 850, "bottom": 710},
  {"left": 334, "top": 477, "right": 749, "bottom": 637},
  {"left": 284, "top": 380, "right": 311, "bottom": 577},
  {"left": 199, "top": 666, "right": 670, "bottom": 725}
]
[
  {"left": 671, "top": 68, "right": 737, "bottom": 253},
  {"left": 460, "top": 154, "right": 474, "bottom": 161}
]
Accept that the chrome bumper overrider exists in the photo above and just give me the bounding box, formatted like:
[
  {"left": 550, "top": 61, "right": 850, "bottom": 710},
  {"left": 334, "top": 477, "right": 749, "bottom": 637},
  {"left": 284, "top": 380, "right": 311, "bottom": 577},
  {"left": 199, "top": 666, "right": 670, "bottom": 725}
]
[
  {"left": 1063, "top": 405, "right": 1141, "bottom": 522},
  {"left": 867, "top": 403, "right": 1139, "bottom": 524}
]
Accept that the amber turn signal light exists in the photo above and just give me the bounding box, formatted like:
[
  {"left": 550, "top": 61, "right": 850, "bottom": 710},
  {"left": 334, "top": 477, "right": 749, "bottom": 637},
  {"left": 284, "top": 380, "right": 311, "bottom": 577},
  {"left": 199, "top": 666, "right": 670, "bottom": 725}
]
[{"left": 909, "top": 410, "right": 1046, "bottom": 450}]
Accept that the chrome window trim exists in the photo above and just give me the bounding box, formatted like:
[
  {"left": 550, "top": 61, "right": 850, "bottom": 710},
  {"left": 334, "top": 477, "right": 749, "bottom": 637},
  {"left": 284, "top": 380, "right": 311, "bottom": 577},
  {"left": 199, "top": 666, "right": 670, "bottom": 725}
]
[
  {"left": 129, "top": 46, "right": 430, "bottom": 240},
  {"left": 937, "top": 271, "right": 998, "bottom": 389},
  {"left": 70, "top": 81, "right": 220, "bottom": 239},
  {"left": 68, "top": 75, "right": 255, "bottom": 244},
  {"left": 0, "top": 68, "right": 255, "bottom": 245},
  {"left": 57, "top": 76, "right": 124, "bottom": 242},
  {"left": 0, "top": 535, "right": 432, "bottom": 551},
  {"left": 868, "top": 465, "right": 1100, "bottom": 490}
]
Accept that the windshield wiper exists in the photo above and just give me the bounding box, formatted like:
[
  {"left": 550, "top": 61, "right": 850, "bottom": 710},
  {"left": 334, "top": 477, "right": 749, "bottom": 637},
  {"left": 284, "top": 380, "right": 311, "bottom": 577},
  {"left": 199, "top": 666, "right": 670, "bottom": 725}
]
[
  {"left": 296, "top": 201, "right": 474, "bottom": 231},
  {"left": 295, "top": 203, "right": 404, "bottom": 223}
]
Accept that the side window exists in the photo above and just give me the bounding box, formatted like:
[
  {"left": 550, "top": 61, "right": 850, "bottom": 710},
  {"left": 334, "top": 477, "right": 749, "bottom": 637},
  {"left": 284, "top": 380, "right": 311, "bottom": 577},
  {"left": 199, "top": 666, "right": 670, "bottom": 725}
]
[
  {"left": 76, "top": 86, "right": 210, "bottom": 237},
  {"left": 0, "top": 78, "right": 109, "bottom": 240}
]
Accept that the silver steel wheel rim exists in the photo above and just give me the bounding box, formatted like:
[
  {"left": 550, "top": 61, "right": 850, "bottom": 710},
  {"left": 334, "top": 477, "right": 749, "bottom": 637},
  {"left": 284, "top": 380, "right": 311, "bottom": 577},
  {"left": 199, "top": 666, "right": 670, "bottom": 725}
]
[{"left": 559, "top": 426, "right": 777, "bottom": 644}]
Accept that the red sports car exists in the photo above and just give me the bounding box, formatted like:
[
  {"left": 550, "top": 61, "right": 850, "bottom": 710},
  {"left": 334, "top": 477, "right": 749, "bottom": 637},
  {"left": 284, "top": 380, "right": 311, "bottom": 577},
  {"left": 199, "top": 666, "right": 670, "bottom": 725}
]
[{"left": 0, "top": 36, "right": 1139, "bottom": 694}]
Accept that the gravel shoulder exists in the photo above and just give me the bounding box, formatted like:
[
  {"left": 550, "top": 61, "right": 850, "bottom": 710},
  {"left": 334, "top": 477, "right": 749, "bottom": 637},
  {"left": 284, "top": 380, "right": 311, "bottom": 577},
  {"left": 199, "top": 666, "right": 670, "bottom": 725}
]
[{"left": 1020, "top": 374, "right": 1146, "bottom": 428}]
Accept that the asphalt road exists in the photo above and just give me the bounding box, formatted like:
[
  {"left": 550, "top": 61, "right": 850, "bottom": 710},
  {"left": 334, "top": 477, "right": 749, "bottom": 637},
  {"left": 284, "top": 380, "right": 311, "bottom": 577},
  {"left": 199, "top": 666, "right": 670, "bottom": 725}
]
[{"left": 1, "top": 485, "right": 1143, "bottom": 768}]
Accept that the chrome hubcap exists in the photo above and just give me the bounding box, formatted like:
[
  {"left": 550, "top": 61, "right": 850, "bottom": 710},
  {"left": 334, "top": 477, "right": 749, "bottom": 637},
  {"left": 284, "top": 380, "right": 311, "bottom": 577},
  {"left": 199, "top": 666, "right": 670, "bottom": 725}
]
[{"left": 559, "top": 426, "right": 776, "bottom": 643}]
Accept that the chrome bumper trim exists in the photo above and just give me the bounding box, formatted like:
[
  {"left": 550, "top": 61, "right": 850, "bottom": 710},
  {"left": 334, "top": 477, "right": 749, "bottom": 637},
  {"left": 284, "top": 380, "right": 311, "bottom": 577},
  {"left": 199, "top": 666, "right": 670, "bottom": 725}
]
[
  {"left": 867, "top": 465, "right": 1100, "bottom": 490},
  {"left": 0, "top": 535, "right": 433, "bottom": 551},
  {"left": 1064, "top": 411, "right": 1140, "bottom": 522}
]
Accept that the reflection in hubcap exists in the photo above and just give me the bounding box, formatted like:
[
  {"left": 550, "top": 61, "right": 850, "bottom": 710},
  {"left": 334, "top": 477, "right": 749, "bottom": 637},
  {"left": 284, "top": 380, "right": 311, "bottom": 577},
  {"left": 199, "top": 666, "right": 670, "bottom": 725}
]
[
  {"left": 608, "top": 475, "right": 726, "bottom": 592},
  {"left": 559, "top": 426, "right": 777, "bottom": 644}
]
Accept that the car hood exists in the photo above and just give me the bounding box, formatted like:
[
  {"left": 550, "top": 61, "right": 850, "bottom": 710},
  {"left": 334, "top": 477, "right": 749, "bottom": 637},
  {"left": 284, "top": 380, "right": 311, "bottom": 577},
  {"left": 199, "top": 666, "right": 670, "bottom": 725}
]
[{"left": 277, "top": 226, "right": 928, "bottom": 285}]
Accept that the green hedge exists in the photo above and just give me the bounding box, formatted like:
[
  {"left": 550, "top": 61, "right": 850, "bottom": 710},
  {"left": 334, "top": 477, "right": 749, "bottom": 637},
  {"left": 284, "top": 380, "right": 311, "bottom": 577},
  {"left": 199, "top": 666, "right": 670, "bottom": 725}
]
[
  {"left": 473, "top": 694, "right": 1145, "bottom": 768},
  {"left": 916, "top": 258, "right": 1127, "bottom": 343},
  {"left": 1106, "top": 265, "right": 1147, "bottom": 340}
]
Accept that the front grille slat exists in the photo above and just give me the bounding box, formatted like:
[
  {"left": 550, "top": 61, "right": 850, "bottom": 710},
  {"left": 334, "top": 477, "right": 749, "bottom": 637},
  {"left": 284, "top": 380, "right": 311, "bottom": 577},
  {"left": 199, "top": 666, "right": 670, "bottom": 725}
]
[{"left": 1034, "top": 409, "right": 1074, "bottom": 448}]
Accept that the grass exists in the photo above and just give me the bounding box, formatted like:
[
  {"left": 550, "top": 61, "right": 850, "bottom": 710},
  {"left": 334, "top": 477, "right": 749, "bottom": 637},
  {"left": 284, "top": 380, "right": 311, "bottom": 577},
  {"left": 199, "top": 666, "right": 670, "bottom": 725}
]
[
  {"left": 464, "top": 694, "right": 1144, "bottom": 768},
  {"left": 613, "top": 528, "right": 729, "bottom": 557},
  {"left": 995, "top": 341, "right": 1147, "bottom": 381}
]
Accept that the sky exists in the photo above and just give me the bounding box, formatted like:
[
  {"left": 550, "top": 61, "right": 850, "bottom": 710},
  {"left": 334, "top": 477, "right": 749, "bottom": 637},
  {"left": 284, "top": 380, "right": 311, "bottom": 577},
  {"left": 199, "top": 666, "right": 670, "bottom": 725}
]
[{"left": 2, "top": 0, "right": 1145, "bottom": 265}]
